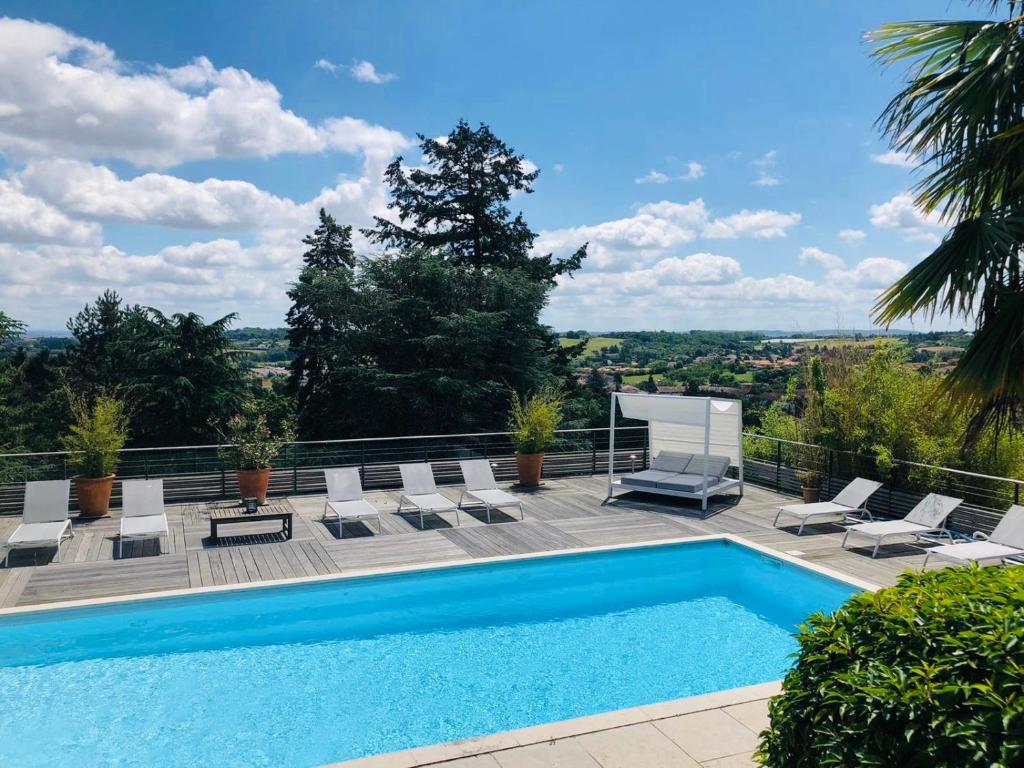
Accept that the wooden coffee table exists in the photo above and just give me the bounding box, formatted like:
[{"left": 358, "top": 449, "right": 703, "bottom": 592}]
[{"left": 209, "top": 504, "right": 293, "bottom": 544}]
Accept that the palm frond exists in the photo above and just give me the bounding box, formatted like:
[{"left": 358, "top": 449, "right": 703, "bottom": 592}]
[{"left": 872, "top": 215, "right": 1023, "bottom": 324}]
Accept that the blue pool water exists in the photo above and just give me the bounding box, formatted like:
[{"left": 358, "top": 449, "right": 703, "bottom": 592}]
[{"left": 0, "top": 540, "right": 857, "bottom": 767}]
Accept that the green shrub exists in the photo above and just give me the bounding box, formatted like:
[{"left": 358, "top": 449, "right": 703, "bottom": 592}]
[
  {"left": 214, "top": 396, "right": 295, "bottom": 471},
  {"left": 757, "top": 565, "right": 1024, "bottom": 767},
  {"left": 508, "top": 387, "right": 562, "bottom": 454},
  {"left": 61, "top": 395, "right": 128, "bottom": 478}
]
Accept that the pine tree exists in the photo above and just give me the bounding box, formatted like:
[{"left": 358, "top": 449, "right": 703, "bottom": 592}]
[
  {"left": 285, "top": 209, "right": 357, "bottom": 435},
  {"left": 363, "top": 120, "right": 586, "bottom": 282}
]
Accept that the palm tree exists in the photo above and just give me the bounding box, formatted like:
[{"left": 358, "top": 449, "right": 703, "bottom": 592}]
[{"left": 869, "top": 1, "right": 1024, "bottom": 437}]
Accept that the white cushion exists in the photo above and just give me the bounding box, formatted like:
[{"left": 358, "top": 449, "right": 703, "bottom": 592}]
[
  {"left": 120, "top": 514, "right": 168, "bottom": 538},
  {"left": 928, "top": 541, "right": 1024, "bottom": 563},
  {"left": 327, "top": 499, "right": 379, "bottom": 519},
  {"left": 848, "top": 520, "right": 934, "bottom": 537},
  {"left": 8, "top": 520, "right": 70, "bottom": 546},
  {"left": 403, "top": 492, "right": 457, "bottom": 511},
  {"left": 621, "top": 470, "right": 678, "bottom": 488},
  {"left": 682, "top": 454, "right": 730, "bottom": 479},
  {"left": 467, "top": 488, "right": 519, "bottom": 507},
  {"left": 778, "top": 501, "right": 852, "bottom": 519}
]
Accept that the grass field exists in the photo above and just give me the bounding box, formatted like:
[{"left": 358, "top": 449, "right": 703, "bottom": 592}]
[
  {"left": 622, "top": 373, "right": 667, "bottom": 384},
  {"left": 558, "top": 336, "right": 623, "bottom": 354}
]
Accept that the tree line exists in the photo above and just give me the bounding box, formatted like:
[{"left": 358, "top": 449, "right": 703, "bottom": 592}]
[{"left": 0, "top": 121, "right": 608, "bottom": 454}]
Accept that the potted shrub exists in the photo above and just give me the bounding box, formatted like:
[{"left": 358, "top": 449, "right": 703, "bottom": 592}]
[
  {"left": 794, "top": 469, "right": 821, "bottom": 503},
  {"left": 216, "top": 397, "right": 294, "bottom": 505},
  {"left": 508, "top": 388, "right": 562, "bottom": 487},
  {"left": 61, "top": 395, "right": 128, "bottom": 517}
]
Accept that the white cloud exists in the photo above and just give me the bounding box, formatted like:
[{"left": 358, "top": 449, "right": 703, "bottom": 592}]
[
  {"left": 799, "top": 246, "right": 844, "bottom": 271},
  {"left": 838, "top": 228, "right": 866, "bottom": 244},
  {"left": 0, "top": 18, "right": 409, "bottom": 168},
  {"left": 869, "top": 193, "right": 944, "bottom": 242},
  {"left": 831, "top": 257, "right": 908, "bottom": 289},
  {"left": 752, "top": 149, "right": 780, "bottom": 187},
  {"left": 314, "top": 58, "right": 338, "bottom": 73},
  {"left": 870, "top": 150, "right": 917, "bottom": 168},
  {"left": 701, "top": 209, "right": 801, "bottom": 239},
  {"left": 0, "top": 179, "right": 101, "bottom": 245},
  {"left": 350, "top": 59, "right": 397, "bottom": 84},
  {"left": 636, "top": 170, "right": 670, "bottom": 185},
  {"left": 552, "top": 163, "right": 565, "bottom": 174},
  {"left": 635, "top": 161, "right": 703, "bottom": 185}
]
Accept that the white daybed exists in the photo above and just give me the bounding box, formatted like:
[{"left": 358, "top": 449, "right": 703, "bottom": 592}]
[{"left": 605, "top": 393, "right": 743, "bottom": 515}]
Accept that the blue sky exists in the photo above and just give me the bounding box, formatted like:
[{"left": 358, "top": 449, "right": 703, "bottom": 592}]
[{"left": 0, "top": 1, "right": 986, "bottom": 331}]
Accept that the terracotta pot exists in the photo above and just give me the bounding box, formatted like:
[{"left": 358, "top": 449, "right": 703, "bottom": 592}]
[
  {"left": 515, "top": 453, "right": 544, "bottom": 487},
  {"left": 75, "top": 475, "right": 115, "bottom": 517},
  {"left": 801, "top": 486, "right": 821, "bottom": 504},
  {"left": 237, "top": 468, "right": 271, "bottom": 505}
]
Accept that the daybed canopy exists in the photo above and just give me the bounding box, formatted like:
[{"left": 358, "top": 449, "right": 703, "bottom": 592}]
[{"left": 607, "top": 393, "right": 744, "bottom": 513}]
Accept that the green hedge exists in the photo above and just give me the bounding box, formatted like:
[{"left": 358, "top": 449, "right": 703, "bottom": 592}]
[{"left": 757, "top": 565, "right": 1024, "bottom": 767}]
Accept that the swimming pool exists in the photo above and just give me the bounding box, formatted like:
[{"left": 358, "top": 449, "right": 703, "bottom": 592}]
[{"left": 0, "top": 538, "right": 859, "bottom": 767}]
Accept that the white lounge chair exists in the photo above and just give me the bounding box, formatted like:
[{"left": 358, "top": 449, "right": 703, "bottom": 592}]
[
  {"left": 398, "top": 463, "right": 460, "bottom": 529},
  {"left": 773, "top": 477, "right": 883, "bottom": 535},
  {"left": 841, "top": 492, "right": 962, "bottom": 558},
  {"left": 458, "top": 459, "right": 524, "bottom": 522},
  {"left": 323, "top": 467, "right": 382, "bottom": 537},
  {"left": 119, "top": 479, "right": 169, "bottom": 557},
  {"left": 4, "top": 479, "right": 73, "bottom": 566},
  {"left": 922, "top": 505, "right": 1024, "bottom": 568}
]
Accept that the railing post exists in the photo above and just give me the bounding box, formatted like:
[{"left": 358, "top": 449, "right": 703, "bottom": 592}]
[
  {"left": 591, "top": 430, "right": 597, "bottom": 475},
  {"left": 220, "top": 462, "right": 226, "bottom": 499},
  {"left": 826, "top": 448, "right": 833, "bottom": 499},
  {"left": 359, "top": 444, "right": 366, "bottom": 487},
  {"left": 775, "top": 439, "right": 782, "bottom": 492},
  {"left": 292, "top": 445, "right": 298, "bottom": 494},
  {"left": 144, "top": 456, "right": 149, "bottom": 480},
  {"left": 1015, "top": 483, "right": 1020, "bottom": 505},
  {"left": 888, "top": 469, "right": 895, "bottom": 517}
]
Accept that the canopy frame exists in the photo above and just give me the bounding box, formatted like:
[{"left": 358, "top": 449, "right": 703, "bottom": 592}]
[{"left": 605, "top": 392, "right": 744, "bottom": 513}]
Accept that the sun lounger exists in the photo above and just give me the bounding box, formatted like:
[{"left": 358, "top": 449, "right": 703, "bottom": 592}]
[
  {"left": 4, "top": 479, "right": 73, "bottom": 566},
  {"left": 323, "top": 467, "right": 382, "bottom": 537},
  {"left": 922, "top": 505, "right": 1024, "bottom": 568},
  {"left": 398, "top": 463, "right": 460, "bottom": 529},
  {"left": 458, "top": 459, "right": 524, "bottom": 522},
  {"left": 119, "top": 479, "right": 169, "bottom": 557},
  {"left": 841, "top": 492, "right": 962, "bottom": 558},
  {"left": 773, "top": 477, "right": 883, "bottom": 535}
]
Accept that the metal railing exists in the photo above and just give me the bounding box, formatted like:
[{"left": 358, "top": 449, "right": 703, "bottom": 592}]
[
  {"left": 0, "top": 427, "right": 651, "bottom": 514},
  {"left": 0, "top": 428, "right": 1020, "bottom": 534}
]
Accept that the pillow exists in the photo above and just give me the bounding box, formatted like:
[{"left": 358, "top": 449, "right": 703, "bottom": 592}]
[
  {"left": 683, "top": 454, "right": 731, "bottom": 479},
  {"left": 650, "top": 451, "right": 693, "bottom": 473}
]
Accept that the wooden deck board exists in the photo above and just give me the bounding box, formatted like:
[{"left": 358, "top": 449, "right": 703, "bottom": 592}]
[{"left": 1, "top": 476, "right": 930, "bottom": 609}]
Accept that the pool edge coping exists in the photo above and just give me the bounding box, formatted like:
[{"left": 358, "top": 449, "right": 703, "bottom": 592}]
[
  {"left": 0, "top": 532, "right": 880, "bottom": 617},
  {"left": 320, "top": 680, "right": 784, "bottom": 768}
]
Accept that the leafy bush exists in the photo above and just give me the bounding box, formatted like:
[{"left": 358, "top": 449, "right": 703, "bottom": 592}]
[
  {"left": 215, "top": 396, "right": 295, "bottom": 471},
  {"left": 61, "top": 395, "right": 128, "bottom": 478},
  {"left": 508, "top": 388, "right": 562, "bottom": 454},
  {"left": 757, "top": 565, "right": 1024, "bottom": 767}
]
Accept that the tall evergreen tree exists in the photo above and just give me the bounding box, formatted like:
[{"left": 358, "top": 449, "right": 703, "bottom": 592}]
[
  {"left": 0, "top": 310, "right": 25, "bottom": 346},
  {"left": 65, "top": 291, "right": 145, "bottom": 397},
  {"left": 286, "top": 209, "right": 357, "bottom": 435},
  {"left": 363, "top": 120, "right": 586, "bottom": 282},
  {"left": 129, "top": 310, "right": 246, "bottom": 446}
]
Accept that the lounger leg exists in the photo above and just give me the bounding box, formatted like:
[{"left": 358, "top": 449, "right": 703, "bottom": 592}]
[
  {"left": 772, "top": 509, "right": 783, "bottom": 527},
  {"left": 340, "top": 518, "right": 344, "bottom": 539},
  {"left": 872, "top": 537, "right": 881, "bottom": 558},
  {"left": 485, "top": 504, "right": 491, "bottom": 524},
  {"left": 797, "top": 519, "right": 806, "bottom": 536},
  {"left": 922, "top": 551, "right": 931, "bottom": 569},
  {"left": 419, "top": 509, "right": 425, "bottom": 530},
  {"left": 841, "top": 529, "right": 851, "bottom": 549},
  {"left": 376, "top": 515, "right": 382, "bottom": 535},
  {"left": 55, "top": 539, "right": 61, "bottom": 563},
  {"left": 518, "top": 503, "right": 524, "bottom": 521},
  {"left": 454, "top": 506, "right": 461, "bottom": 527},
  {"left": 3, "top": 548, "right": 8, "bottom": 567}
]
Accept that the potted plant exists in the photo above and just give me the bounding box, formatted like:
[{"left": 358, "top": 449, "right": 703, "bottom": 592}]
[
  {"left": 508, "top": 387, "right": 562, "bottom": 487},
  {"left": 61, "top": 395, "right": 128, "bottom": 517},
  {"left": 795, "top": 469, "right": 822, "bottom": 504},
  {"left": 216, "top": 397, "right": 295, "bottom": 506}
]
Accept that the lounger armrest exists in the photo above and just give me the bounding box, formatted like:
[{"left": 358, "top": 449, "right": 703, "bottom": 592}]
[{"left": 973, "top": 531, "right": 989, "bottom": 541}]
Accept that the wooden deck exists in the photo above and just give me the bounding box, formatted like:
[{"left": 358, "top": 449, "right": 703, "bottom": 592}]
[{"left": 0, "top": 476, "right": 928, "bottom": 609}]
